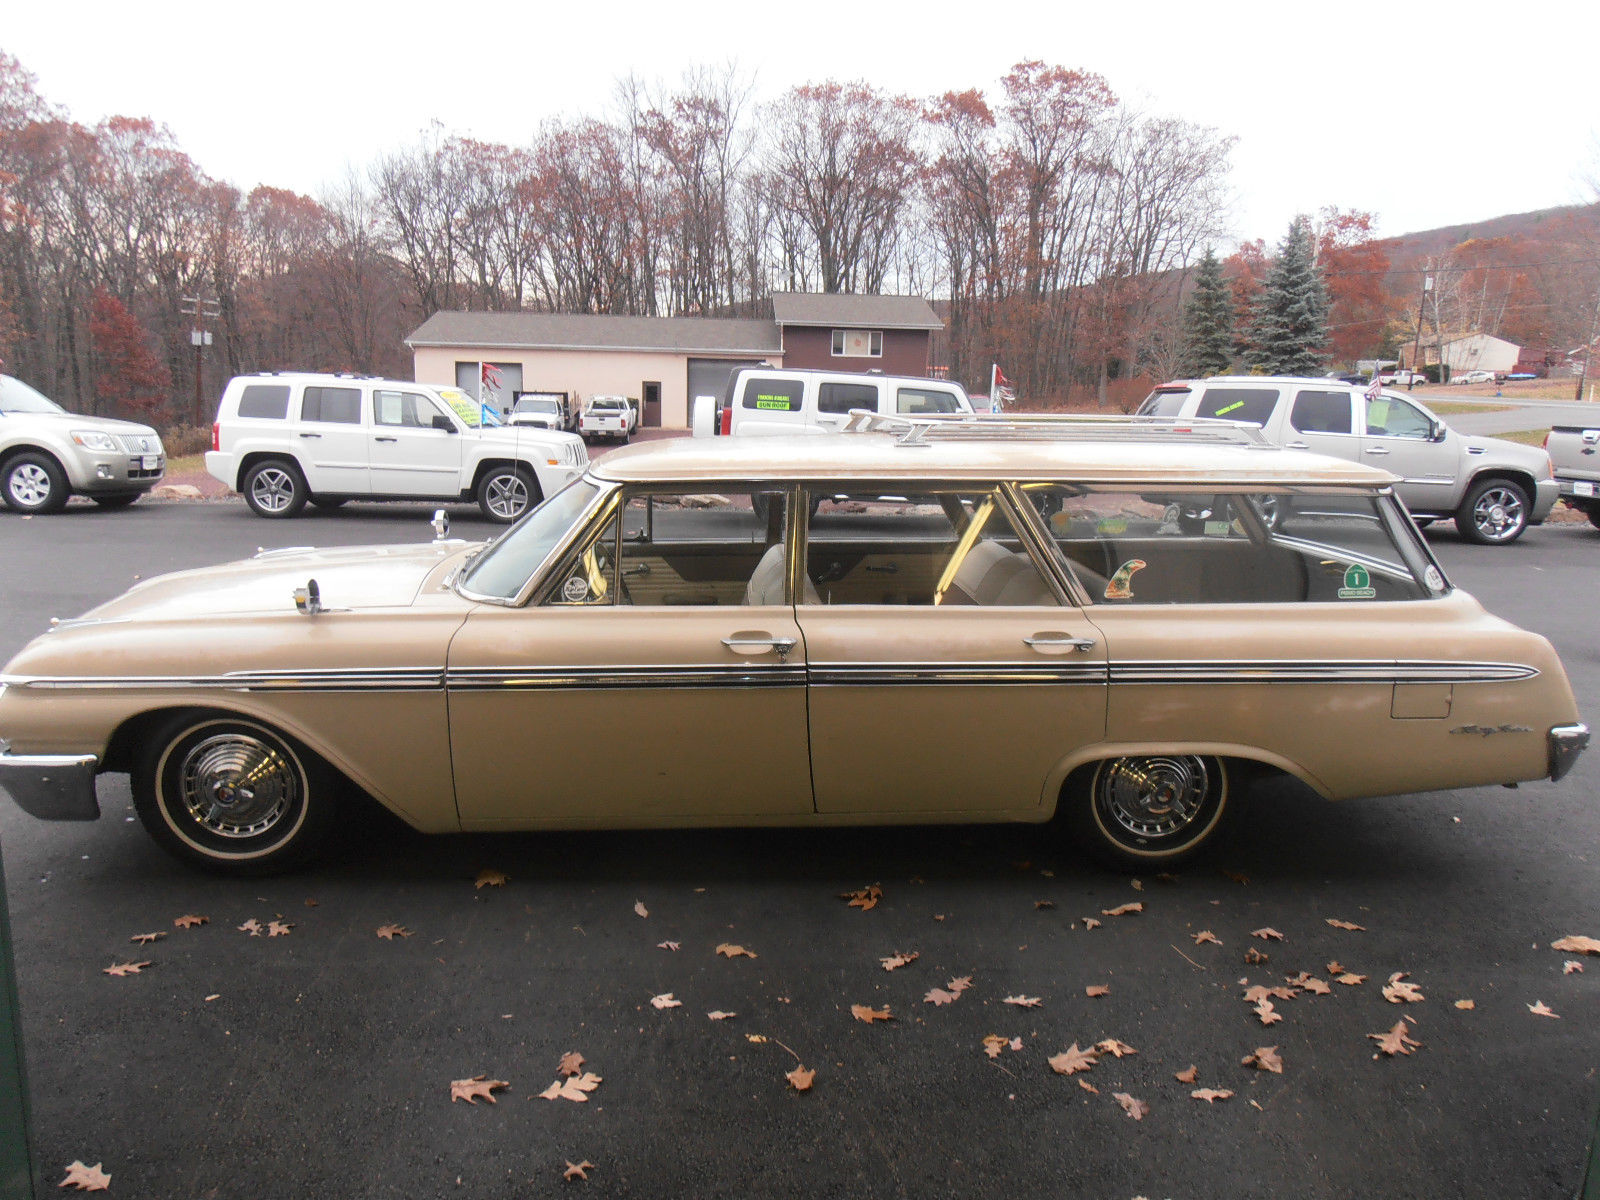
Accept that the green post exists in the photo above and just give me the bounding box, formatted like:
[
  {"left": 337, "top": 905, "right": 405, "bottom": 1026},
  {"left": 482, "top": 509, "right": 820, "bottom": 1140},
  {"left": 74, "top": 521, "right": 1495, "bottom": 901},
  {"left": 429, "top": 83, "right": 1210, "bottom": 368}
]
[{"left": 0, "top": 833, "right": 37, "bottom": 1200}]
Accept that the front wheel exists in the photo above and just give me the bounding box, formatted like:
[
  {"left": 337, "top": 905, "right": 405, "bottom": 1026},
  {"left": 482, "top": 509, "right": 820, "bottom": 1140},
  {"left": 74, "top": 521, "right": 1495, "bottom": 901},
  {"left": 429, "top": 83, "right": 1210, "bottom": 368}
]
[
  {"left": 132, "top": 713, "right": 340, "bottom": 874},
  {"left": 1456, "top": 477, "right": 1530, "bottom": 544},
  {"left": 241, "top": 458, "right": 307, "bottom": 518},
  {"left": 2, "top": 451, "right": 70, "bottom": 514},
  {"left": 1065, "top": 755, "right": 1231, "bottom": 870},
  {"left": 477, "top": 464, "right": 539, "bottom": 523}
]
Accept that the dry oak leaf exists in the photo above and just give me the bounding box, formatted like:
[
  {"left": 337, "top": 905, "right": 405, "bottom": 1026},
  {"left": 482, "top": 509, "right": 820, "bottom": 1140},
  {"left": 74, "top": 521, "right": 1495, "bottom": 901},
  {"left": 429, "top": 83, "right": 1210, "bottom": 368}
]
[
  {"left": 982, "top": 1035, "right": 1009, "bottom": 1059},
  {"left": 1287, "top": 972, "right": 1332, "bottom": 996},
  {"left": 1243, "top": 947, "right": 1269, "bottom": 965},
  {"left": 1192, "top": 930, "right": 1221, "bottom": 946},
  {"left": 558, "top": 1052, "right": 585, "bottom": 1077},
  {"left": 237, "top": 918, "right": 263, "bottom": 936},
  {"left": 129, "top": 931, "right": 166, "bottom": 944},
  {"left": 707, "top": 1011, "right": 737, "bottom": 1021},
  {"left": 924, "top": 988, "right": 960, "bottom": 1007},
  {"left": 1005, "top": 994, "right": 1044, "bottom": 1007},
  {"left": 563, "top": 1160, "right": 595, "bottom": 1182},
  {"left": 1528, "top": 1000, "right": 1560, "bottom": 1019},
  {"left": 1564, "top": 961, "right": 1585, "bottom": 975},
  {"left": 1084, "top": 986, "right": 1110, "bottom": 999},
  {"left": 376, "top": 924, "right": 412, "bottom": 940},
  {"left": 1369, "top": 1020, "right": 1421, "bottom": 1057},
  {"left": 657, "top": 941, "right": 680, "bottom": 952},
  {"left": 1251, "top": 927, "right": 1286, "bottom": 942},
  {"left": 1113, "top": 1092, "right": 1149, "bottom": 1121},
  {"left": 1454, "top": 999, "right": 1476, "bottom": 1010},
  {"left": 650, "top": 993, "right": 683, "bottom": 1010},
  {"left": 1326, "top": 960, "right": 1346, "bottom": 975},
  {"left": 1102, "top": 902, "right": 1143, "bottom": 917},
  {"left": 786, "top": 1065, "right": 816, "bottom": 1091},
  {"left": 540, "top": 1072, "right": 602, "bottom": 1102},
  {"left": 1034, "top": 900, "right": 1056, "bottom": 910},
  {"left": 851, "top": 1004, "right": 894, "bottom": 1024},
  {"left": 880, "top": 951, "right": 920, "bottom": 971},
  {"left": 1175, "top": 1064, "right": 1199, "bottom": 1084},
  {"left": 1551, "top": 935, "right": 1600, "bottom": 956},
  {"left": 1192, "top": 1088, "right": 1234, "bottom": 1103},
  {"left": 1382, "top": 972, "right": 1425, "bottom": 1004},
  {"left": 1242, "top": 1046, "right": 1283, "bottom": 1074},
  {"left": 1048, "top": 1044, "right": 1099, "bottom": 1076},
  {"left": 1253, "top": 1001, "right": 1283, "bottom": 1027},
  {"left": 840, "top": 884, "right": 882, "bottom": 911},
  {"left": 1078, "top": 1079, "right": 1099, "bottom": 1094},
  {"left": 266, "top": 920, "right": 293, "bottom": 938},
  {"left": 947, "top": 976, "right": 974, "bottom": 994},
  {"left": 58, "top": 1161, "right": 111, "bottom": 1191},
  {"left": 102, "top": 961, "right": 151, "bottom": 977},
  {"left": 474, "top": 869, "right": 508, "bottom": 888},
  {"left": 1335, "top": 972, "right": 1367, "bottom": 986},
  {"left": 633, "top": 900, "right": 648, "bottom": 918},
  {"left": 173, "top": 914, "right": 208, "bottom": 929},
  {"left": 1082, "top": 918, "right": 1102, "bottom": 930},
  {"left": 715, "top": 943, "right": 757, "bottom": 959},
  {"left": 451, "top": 1075, "right": 510, "bottom": 1104},
  {"left": 1095, "top": 1038, "right": 1138, "bottom": 1059},
  {"left": 1325, "top": 918, "right": 1366, "bottom": 932}
]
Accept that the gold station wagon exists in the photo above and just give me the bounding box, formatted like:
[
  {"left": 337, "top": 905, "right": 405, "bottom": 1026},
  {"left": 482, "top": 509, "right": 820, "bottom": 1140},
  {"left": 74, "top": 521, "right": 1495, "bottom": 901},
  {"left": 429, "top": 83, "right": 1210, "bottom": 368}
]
[{"left": 0, "top": 414, "right": 1587, "bottom": 874}]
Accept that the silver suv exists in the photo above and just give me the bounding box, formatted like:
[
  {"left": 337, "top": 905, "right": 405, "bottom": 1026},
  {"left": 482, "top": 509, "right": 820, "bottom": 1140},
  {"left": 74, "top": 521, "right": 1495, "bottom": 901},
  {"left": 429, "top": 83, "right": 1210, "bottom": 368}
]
[
  {"left": 0, "top": 374, "right": 166, "bottom": 514},
  {"left": 1139, "top": 376, "right": 1557, "bottom": 544}
]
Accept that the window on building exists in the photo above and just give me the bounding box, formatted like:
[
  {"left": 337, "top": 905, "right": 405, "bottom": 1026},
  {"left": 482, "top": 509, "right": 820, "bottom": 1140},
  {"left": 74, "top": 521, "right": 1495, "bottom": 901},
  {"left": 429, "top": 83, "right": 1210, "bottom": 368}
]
[{"left": 831, "top": 329, "right": 883, "bottom": 357}]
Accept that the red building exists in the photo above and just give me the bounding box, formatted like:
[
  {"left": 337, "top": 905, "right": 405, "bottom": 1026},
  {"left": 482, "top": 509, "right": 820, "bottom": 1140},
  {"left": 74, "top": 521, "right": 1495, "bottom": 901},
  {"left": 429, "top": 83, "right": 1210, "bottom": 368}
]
[{"left": 771, "top": 293, "right": 942, "bottom": 376}]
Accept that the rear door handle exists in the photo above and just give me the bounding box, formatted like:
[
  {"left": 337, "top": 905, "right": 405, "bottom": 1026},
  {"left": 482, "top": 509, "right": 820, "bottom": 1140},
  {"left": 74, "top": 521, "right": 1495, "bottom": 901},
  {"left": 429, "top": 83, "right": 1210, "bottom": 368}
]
[
  {"left": 298, "top": 432, "right": 321, "bottom": 439},
  {"left": 1364, "top": 446, "right": 1390, "bottom": 456},
  {"left": 722, "top": 635, "right": 798, "bottom": 662},
  {"left": 1285, "top": 440, "right": 1309, "bottom": 450},
  {"left": 1023, "top": 634, "right": 1097, "bottom": 654},
  {"left": 375, "top": 436, "right": 398, "bottom": 443}
]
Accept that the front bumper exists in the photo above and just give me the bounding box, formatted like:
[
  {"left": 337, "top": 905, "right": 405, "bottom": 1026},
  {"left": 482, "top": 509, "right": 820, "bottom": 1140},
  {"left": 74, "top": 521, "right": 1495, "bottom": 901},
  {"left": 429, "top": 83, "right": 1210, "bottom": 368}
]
[
  {"left": 1548, "top": 723, "right": 1589, "bottom": 782},
  {"left": 65, "top": 448, "right": 166, "bottom": 495},
  {"left": 0, "top": 743, "right": 101, "bottom": 820}
]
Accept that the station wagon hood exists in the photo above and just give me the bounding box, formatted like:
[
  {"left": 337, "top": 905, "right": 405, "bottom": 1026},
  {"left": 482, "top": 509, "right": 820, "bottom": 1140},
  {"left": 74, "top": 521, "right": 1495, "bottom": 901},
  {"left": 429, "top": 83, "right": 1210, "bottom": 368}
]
[{"left": 67, "top": 543, "right": 473, "bottom": 624}]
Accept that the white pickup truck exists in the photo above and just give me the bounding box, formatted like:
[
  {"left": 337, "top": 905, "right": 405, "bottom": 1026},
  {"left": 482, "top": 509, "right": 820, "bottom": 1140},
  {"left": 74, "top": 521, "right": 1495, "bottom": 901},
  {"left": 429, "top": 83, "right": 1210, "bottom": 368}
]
[
  {"left": 578, "top": 396, "right": 636, "bottom": 443},
  {"left": 1546, "top": 424, "right": 1600, "bottom": 528},
  {"left": 1377, "top": 368, "right": 1427, "bottom": 389}
]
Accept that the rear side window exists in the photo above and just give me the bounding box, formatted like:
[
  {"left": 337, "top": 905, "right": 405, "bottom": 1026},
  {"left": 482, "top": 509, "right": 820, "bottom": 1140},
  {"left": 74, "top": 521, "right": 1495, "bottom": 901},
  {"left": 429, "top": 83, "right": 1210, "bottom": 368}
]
[
  {"left": 237, "top": 384, "right": 290, "bottom": 420},
  {"left": 1195, "top": 387, "right": 1277, "bottom": 426},
  {"left": 300, "top": 386, "right": 361, "bottom": 424},
  {"left": 897, "top": 387, "right": 963, "bottom": 415},
  {"left": 1290, "top": 390, "right": 1354, "bottom": 435},
  {"left": 741, "top": 378, "right": 805, "bottom": 413},
  {"left": 818, "top": 382, "right": 878, "bottom": 414},
  {"left": 1138, "top": 388, "right": 1189, "bottom": 417}
]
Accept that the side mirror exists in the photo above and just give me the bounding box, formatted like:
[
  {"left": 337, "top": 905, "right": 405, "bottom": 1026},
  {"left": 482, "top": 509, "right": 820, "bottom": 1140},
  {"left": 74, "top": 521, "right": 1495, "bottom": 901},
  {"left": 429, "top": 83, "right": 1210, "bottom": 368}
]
[
  {"left": 432, "top": 414, "right": 457, "bottom": 433},
  {"left": 1431, "top": 420, "right": 1447, "bottom": 443}
]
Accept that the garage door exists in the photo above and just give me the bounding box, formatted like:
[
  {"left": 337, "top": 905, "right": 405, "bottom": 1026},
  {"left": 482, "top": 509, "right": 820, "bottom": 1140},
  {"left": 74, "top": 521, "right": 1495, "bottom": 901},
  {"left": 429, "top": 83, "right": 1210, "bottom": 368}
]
[{"left": 687, "top": 359, "right": 769, "bottom": 417}]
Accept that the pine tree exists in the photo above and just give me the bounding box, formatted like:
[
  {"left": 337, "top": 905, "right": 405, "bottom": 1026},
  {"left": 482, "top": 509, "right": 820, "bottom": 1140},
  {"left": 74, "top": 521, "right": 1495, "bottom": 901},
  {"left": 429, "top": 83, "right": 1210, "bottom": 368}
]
[
  {"left": 1179, "top": 248, "right": 1235, "bottom": 376},
  {"left": 1245, "top": 217, "right": 1330, "bottom": 375}
]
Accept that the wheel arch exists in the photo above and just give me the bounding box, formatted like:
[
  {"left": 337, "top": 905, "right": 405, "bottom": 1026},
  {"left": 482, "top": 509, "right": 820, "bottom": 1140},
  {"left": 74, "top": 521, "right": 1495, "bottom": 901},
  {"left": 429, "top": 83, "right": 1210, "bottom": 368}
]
[
  {"left": 469, "top": 456, "right": 544, "bottom": 503},
  {"left": 234, "top": 449, "right": 307, "bottom": 493},
  {"left": 1041, "top": 741, "right": 1334, "bottom": 817},
  {"left": 1462, "top": 467, "right": 1537, "bottom": 507}
]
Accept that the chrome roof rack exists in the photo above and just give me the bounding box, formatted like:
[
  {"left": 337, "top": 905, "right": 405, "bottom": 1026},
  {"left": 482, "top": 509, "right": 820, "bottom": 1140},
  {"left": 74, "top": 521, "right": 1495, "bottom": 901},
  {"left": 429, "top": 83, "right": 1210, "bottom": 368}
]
[{"left": 840, "top": 410, "right": 1277, "bottom": 449}]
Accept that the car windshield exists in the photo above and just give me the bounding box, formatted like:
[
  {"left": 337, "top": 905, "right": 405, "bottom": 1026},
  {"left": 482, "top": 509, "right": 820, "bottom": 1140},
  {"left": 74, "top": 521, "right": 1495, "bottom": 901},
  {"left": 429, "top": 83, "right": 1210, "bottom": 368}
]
[
  {"left": 459, "top": 478, "right": 604, "bottom": 601},
  {"left": 591, "top": 400, "right": 626, "bottom": 411},
  {"left": 518, "top": 399, "right": 560, "bottom": 414},
  {"left": 435, "top": 387, "right": 501, "bottom": 428},
  {"left": 0, "top": 374, "right": 65, "bottom": 415}
]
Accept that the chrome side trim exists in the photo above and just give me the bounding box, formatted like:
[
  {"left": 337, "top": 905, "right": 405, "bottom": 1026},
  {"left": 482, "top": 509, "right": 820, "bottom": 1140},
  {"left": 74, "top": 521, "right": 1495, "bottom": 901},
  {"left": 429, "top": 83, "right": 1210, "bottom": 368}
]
[
  {"left": 1548, "top": 723, "right": 1589, "bottom": 782},
  {"left": 0, "top": 745, "right": 101, "bottom": 820},
  {"left": 1110, "top": 660, "right": 1539, "bottom": 685},
  {"left": 448, "top": 665, "right": 808, "bottom": 690},
  {"left": 811, "top": 662, "right": 1107, "bottom": 686},
  {"left": 3, "top": 667, "right": 445, "bottom": 692}
]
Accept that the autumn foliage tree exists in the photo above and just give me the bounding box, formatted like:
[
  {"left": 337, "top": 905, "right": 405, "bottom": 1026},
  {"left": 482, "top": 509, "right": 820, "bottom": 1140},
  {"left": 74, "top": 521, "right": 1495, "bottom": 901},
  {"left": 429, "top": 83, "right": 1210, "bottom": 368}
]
[{"left": 89, "top": 287, "right": 170, "bottom": 418}]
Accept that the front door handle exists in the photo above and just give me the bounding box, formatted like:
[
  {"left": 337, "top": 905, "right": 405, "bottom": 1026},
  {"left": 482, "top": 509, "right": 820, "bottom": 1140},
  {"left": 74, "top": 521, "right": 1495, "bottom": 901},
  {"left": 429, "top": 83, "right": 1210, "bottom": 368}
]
[
  {"left": 1364, "top": 446, "right": 1390, "bottom": 456},
  {"left": 375, "top": 435, "right": 399, "bottom": 443},
  {"left": 722, "top": 635, "right": 798, "bottom": 662},
  {"left": 1285, "top": 440, "right": 1309, "bottom": 450},
  {"left": 1024, "top": 634, "right": 1097, "bottom": 655},
  {"left": 298, "top": 432, "right": 322, "bottom": 439}
]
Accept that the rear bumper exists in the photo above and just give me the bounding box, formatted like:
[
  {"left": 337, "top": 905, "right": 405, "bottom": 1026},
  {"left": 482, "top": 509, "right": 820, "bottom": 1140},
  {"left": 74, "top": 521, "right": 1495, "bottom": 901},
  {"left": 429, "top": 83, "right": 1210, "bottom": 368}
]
[
  {"left": 1531, "top": 478, "right": 1559, "bottom": 522},
  {"left": 1548, "top": 723, "right": 1589, "bottom": 782},
  {"left": 0, "top": 743, "right": 101, "bottom": 820}
]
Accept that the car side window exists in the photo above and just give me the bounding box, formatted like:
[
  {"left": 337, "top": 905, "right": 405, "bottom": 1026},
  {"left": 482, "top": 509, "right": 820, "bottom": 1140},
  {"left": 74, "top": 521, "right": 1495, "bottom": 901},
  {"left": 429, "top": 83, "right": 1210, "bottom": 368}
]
[
  {"left": 237, "top": 384, "right": 290, "bottom": 419},
  {"left": 897, "top": 387, "right": 964, "bottom": 414},
  {"left": 802, "top": 487, "right": 1059, "bottom": 607},
  {"left": 1365, "top": 396, "right": 1432, "bottom": 439},
  {"left": 300, "top": 386, "right": 361, "bottom": 424},
  {"left": 817, "top": 382, "right": 877, "bottom": 415},
  {"left": 1194, "top": 387, "right": 1278, "bottom": 426},
  {"left": 740, "top": 378, "right": 805, "bottom": 412},
  {"left": 374, "top": 390, "right": 441, "bottom": 429},
  {"left": 1290, "top": 390, "right": 1354, "bottom": 435}
]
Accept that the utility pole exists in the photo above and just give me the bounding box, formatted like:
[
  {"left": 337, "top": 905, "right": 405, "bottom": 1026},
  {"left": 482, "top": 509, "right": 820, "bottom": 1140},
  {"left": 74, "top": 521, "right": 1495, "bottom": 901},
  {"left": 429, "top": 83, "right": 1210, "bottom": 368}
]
[
  {"left": 1410, "top": 272, "right": 1432, "bottom": 374},
  {"left": 1576, "top": 278, "right": 1600, "bottom": 403},
  {"left": 179, "top": 294, "right": 221, "bottom": 424}
]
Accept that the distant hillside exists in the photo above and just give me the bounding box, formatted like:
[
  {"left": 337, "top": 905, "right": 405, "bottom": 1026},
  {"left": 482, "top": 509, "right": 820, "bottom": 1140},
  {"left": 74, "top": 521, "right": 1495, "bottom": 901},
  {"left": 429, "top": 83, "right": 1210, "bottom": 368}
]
[{"left": 1376, "top": 202, "right": 1600, "bottom": 279}]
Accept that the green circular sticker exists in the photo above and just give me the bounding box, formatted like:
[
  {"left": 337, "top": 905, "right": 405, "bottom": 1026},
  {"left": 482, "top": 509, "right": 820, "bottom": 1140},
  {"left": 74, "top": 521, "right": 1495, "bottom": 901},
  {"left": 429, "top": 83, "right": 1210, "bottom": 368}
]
[{"left": 1338, "top": 563, "right": 1376, "bottom": 599}]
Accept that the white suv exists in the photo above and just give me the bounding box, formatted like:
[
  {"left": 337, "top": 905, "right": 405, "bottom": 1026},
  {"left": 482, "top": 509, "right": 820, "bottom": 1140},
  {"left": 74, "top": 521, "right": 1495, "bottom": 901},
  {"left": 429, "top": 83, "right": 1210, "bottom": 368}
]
[
  {"left": 206, "top": 373, "right": 587, "bottom": 523},
  {"left": 693, "top": 368, "right": 974, "bottom": 437}
]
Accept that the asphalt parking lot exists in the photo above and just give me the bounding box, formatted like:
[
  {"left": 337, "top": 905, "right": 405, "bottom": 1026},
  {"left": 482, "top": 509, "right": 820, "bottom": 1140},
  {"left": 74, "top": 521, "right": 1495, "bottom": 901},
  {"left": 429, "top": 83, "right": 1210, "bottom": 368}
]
[{"left": 2, "top": 497, "right": 1598, "bottom": 1199}]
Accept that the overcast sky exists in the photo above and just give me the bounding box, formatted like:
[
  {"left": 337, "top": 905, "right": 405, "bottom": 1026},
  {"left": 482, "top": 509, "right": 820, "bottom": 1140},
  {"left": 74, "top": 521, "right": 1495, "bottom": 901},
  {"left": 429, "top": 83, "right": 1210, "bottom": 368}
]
[{"left": 6, "top": 0, "right": 1596, "bottom": 250}]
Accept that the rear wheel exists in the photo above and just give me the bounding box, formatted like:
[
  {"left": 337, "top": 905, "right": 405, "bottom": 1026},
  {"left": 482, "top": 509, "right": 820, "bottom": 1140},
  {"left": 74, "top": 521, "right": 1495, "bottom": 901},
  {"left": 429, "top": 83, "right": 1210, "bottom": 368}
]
[
  {"left": 242, "top": 458, "right": 307, "bottom": 518},
  {"left": 2, "top": 451, "right": 69, "bottom": 514},
  {"left": 1066, "top": 755, "right": 1231, "bottom": 870}
]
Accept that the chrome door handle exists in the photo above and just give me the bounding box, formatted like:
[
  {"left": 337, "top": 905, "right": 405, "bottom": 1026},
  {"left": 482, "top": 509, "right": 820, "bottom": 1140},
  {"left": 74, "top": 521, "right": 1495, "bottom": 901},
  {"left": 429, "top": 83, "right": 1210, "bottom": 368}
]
[
  {"left": 1285, "top": 441, "right": 1309, "bottom": 450},
  {"left": 1024, "top": 634, "right": 1097, "bottom": 654},
  {"left": 298, "top": 432, "right": 321, "bottom": 439},
  {"left": 1364, "top": 446, "right": 1390, "bottom": 456},
  {"left": 375, "top": 436, "right": 398, "bottom": 443},
  {"left": 722, "top": 635, "right": 798, "bottom": 662}
]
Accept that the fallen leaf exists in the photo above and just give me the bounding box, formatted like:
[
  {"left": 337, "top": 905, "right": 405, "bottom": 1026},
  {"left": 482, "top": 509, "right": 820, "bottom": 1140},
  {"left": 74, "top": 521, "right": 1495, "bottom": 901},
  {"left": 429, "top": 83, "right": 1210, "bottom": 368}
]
[
  {"left": 1564, "top": 961, "right": 1584, "bottom": 975},
  {"left": 475, "top": 869, "right": 508, "bottom": 888},
  {"left": 102, "top": 961, "right": 151, "bottom": 977},
  {"left": 1335, "top": 972, "right": 1367, "bottom": 986},
  {"left": 1221, "top": 869, "right": 1250, "bottom": 884},
  {"left": 650, "top": 993, "right": 683, "bottom": 1010},
  {"left": 1244, "top": 947, "right": 1268, "bottom": 965},
  {"left": 1251, "top": 927, "right": 1285, "bottom": 942},
  {"left": 563, "top": 1160, "right": 595, "bottom": 1181},
  {"left": 1009, "top": 1037, "right": 1023, "bottom": 1051},
  {"left": 716, "top": 943, "right": 757, "bottom": 959},
  {"left": 746, "top": 1035, "right": 769, "bottom": 1044},
  {"left": 851, "top": 1004, "right": 894, "bottom": 1023},
  {"left": 1242, "top": 1046, "right": 1283, "bottom": 1074},
  {"left": 1175, "top": 1065, "right": 1198, "bottom": 1084},
  {"left": 451, "top": 1075, "right": 509, "bottom": 1104},
  {"left": 786, "top": 1065, "right": 815, "bottom": 1091},
  {"left": 1083, "top": 986, "right": 1109, "bottom": 999},
  {"left": 1095, "top": 1038, "right": 1138, "bottom": 1058},
  {"left": 1082, "top": 917, "right": 1102, "bottom": 930},
  {"left": 376, "top": 924, "right": 412, "bottom": 940},
  {"left": 1528, "top": 1000, "right": 1560, "bottom": 1019},
  {"left": 1325, "top": 918, "right": 1366, "bottom": 932},
  {"left": 1192, "top": 930, "right": 1221, "bottom": 946},
  {"left": 204, "top": 994, "right": 220, "bottom": 1002},
  {"left": 129, "top": 931, "right": 166, "bottom": 944},
  {"left": 237, "top": 918, "right": 263, "bottom": 937},
  {"left": 1369, "top": 1020, "right": 1421, "bottom": 1057},
  {"left": 947, "top": 976, "right": 974, "bottom": 994},
  {"left": 1192, "top": 1088, "right": 1234, "bottom": 1103},
  {"left": 1551, "top": 935, "right": 1600, "bottom": 956},
  {"left": 1005, "top": 994, "right": 1044, "bottom": 1007},
  {"left": 1034, "top": 900, "right": 1056, "bottom": 910},
  {"left": 58, "top": 1161, "right": 111, "bottom": 1191},
  {"left": 1113, "top": 1092, "right": 1149, "bottom": 1120},
  {"left": 924, "top": 988, "right": 960, "bottom": 1007},
  {"left": 657, "top": 941, "right": 680, "bottom": 952},
  {"left": 1130, "top": 879, "right": 1144, "bottom": 891},
  {"left": 1454, "top": 999, "right": 1476, "bottom": 1010},
  {"left": 303, "top": 897, "right": 318, "bottom": 907},
  {"left": 558, "top": 1052, "right": 585, "bottom": 1077},
  {"left": 1287, "top": 972, "right": 1332, "bottom": 996},
  {"left": 1102, "top": 902, "right": 1143, "bottom": 917},
  {"left": 540, "top": 1073, "right": 602, "bottom": 1102},
  {"left": 981, "top": 1035, "right": 1009, "bottom": 1059},
  {"left": 880, "top": 951, "right": 920, "bottom": 971},
  {"left": 173, "top": 914, "right": 208, "bottom": 929},
  {"left": 707, "top": 1011, "right": 736, "bottom": 1021},
  {"left": 1077, "top": 1078, "right": 1099, "bottom": 1093},
  {"left": 1326, "top": 960, "right": 1345, "bottom": 975},
  {"left": 840, "top": 884, "right": 882, "bottom": 911},
  {"left": 1048, "top": 1044, "right": 1098, "bottom": 1075},
  {"left": 1382, "top": 972, "right": 1425, "bottom": 1004},
  {"left": 633, "top": 901, "right": 649, "bottom": 918},
  {"left": 1253, "top": 1001, "right": 1283, "bottom": 1026},
  {"left": 266, "top": 920, "right": 292, "bottom": 938}
]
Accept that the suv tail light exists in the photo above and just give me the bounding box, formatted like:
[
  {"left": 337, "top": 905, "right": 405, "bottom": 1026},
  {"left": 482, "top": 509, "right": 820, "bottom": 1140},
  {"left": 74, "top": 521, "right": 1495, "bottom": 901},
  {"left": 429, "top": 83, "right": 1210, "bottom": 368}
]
[
  {"left": 211, "top": 421, "right": 220, "bottom": 452},
  {"left": 719, "top": 404, "right": 732, "bottom": 436}
]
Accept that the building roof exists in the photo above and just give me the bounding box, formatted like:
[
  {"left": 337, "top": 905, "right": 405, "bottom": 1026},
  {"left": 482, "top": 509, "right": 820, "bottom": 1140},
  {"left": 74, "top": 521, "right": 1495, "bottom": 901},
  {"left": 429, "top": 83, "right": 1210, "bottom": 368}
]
[
  {"left": 770, "top": 293, "right": 943, "bottom": 331},
  {"left": 405, "top": 312, "right": 782, "bottom": 355}
]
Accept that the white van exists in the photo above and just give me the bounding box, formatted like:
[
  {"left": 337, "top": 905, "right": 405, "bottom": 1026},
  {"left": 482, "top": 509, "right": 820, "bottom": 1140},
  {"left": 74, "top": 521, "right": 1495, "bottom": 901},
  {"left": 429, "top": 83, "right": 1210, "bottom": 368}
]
[{"left": 693, "top": 368, "right": 973, "bottom": 437}]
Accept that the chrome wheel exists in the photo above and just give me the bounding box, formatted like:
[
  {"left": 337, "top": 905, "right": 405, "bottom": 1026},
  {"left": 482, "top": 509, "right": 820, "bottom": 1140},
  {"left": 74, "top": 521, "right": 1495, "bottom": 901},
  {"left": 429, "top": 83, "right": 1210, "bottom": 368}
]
[
  {"left": 176, "top": 730, "right": 299, "bottom": 840},
  {"left": 10, "top": 462, "right": 53, "bottom": 507},
  {"left": 1457, "top": 478, "right": 1529, "bottom": 544},
  {"left": 250, "top": 467, "right": 297, "bottom": 513},
  {"left": 478, "top": 466, "right": 537, "bottom": 524},
  {"left": 1072, "top": 754, "right": 1231, "bottom": 868}
]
